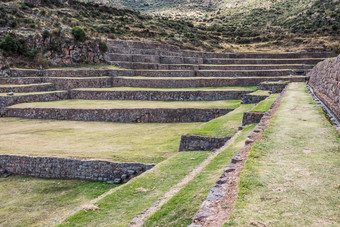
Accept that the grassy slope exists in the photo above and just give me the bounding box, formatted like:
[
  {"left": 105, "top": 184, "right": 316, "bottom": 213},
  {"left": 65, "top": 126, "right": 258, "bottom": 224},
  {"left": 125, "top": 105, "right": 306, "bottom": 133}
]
[
  {"left": 0, "top": 118, "right": 201, "bottom": 163},
  {"left": 252, "top": 93, "right": 280, "bottom": 112},
  {"left": 143, "top": 124, "right": 256, "bottom": 227},
  {"left": 9, "top": 99, "right": 241, "bottom": 109},
  {"left": 227, "top": 83, "right": 340, "bottom": 226},
  {"left": 189, "top": 104, "right": 255, "bottom": 137},
  {"left": 0, "top": 177, "right": 117, "bottom": 227},
  {"left": 60, "top": 151, "right": 210, "bottom": 226}
]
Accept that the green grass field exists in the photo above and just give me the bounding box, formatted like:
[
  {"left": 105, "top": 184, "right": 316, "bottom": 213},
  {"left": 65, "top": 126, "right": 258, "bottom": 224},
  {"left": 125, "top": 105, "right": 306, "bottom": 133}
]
[
  {"left": 0, "top": 118, "right": 201, "bottom": 163},
  {"left": 227, "top": 83, "right": 340, "bottom": 226},
  {"left": 0, "top": 177, "right": 117, "bottom": 227}
]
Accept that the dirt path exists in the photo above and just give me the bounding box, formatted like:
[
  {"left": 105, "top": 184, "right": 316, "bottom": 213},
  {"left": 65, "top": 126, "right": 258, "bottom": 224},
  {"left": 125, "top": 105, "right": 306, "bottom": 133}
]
[{"left": 129, "top": 131, "right": 242, "bottom": 227}]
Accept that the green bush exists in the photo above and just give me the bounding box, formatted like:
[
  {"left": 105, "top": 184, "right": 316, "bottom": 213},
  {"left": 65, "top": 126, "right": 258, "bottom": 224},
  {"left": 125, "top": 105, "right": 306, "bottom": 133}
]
[
  {"left": 0, "top": 33, "right": 21, "bottom": 55},
  {"left": 42, "top": 30, "right": 50, "bottom": 40},
  {"left": 71, "top": 27, "right": 86, "bottom": 42},
  {"left": 99, "top": 40, "right": 108, "bottom": 52}
]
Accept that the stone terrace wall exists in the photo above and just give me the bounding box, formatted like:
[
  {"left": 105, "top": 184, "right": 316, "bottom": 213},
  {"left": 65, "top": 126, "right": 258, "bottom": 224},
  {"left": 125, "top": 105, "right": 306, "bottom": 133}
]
[
  {"left": 242, "top": 112, "right": 265, "bottom": 126},
  {"left": 242, "top": 94, "right": 268, "bottom": 104},
  {"left": 179, "top": 135, "right": 230, "bottom": 151},
  {"left": 308, "top": 55, "right": 340, "bottom": 119},
  {"left": 0, "top": 155, "right": 154, "bottom": 183},
  {"left": 5, "top": 108, "right": 233, "bottom": 123},
  {"left": 71, "top": 90, "right": 251, "bottom": 101},
  {"left": 258, "top": 81, "right": 289, "bottom": 93},
  {"left": 0, "top": 91, "right": 68, "bottom": 115}
]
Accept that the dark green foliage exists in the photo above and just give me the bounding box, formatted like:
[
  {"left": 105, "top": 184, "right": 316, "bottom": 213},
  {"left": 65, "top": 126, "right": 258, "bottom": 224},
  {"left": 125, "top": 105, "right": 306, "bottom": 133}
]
[
  {"left": 99, "top": 40, "right": 108, "bottom": 52},
  {"left": 71, "top": 27, "right": 86, "bottom": 42},
  {"left": 0, "top": 33, "right": 25, "bottom": 55},
  {"left": 42, "top": 30, "right": 51, "bottom": 40}
]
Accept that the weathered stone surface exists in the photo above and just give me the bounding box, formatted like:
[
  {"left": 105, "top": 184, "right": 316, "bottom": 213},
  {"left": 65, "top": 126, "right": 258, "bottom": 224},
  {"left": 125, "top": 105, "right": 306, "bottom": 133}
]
[
  {"left": 5, "top": 108, "right": 233, "bottom": 123},
  {"left": 308, "top": 55, "right": 340, "bottom": 119},
  {"left": 258, "top": 81, "right": 289, "bottom": 93},
  {"left": 242, "top": 112, "right": 265, "bottom": 125},
  {"left": 242, "top": 94, "right": 268, "bottom": 104},
  {"left": 179, "top": 135, "right": 231, "bottom": 151},
  {"left": 0, "top": 155, "right": 154, "bottom": 183},
  {"left": 0, "top": 91, "right": 68, "bottom": 115},
  {"left": 71, "top": 90, "right": 251, "bottom": 101}
]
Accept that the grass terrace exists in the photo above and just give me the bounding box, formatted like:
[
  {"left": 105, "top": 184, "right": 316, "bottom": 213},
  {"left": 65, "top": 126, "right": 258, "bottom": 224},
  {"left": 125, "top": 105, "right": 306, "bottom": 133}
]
[
  {"left": 189, "top": 104, "right": 255, "bottom": 138},
  {"left": 248, "top": 90, "right": 270, "bottom": 96},
  {"left": 0, "top": 91, "right": 66, "bottom": 96},
  {"left": 115, "top": 76, "right": 305, "bottom": 80},
  {"left": 0, "top": 83, "right": 52, "bottom": 88},
  {"left": 0, "top": 118, "right": 201, "bottom": 163},
  {"left": 8, "top": 99, "right": 241, "bottom": 109},
  {"left": 252, "top": 94, "right": 280, "bottom": 112},
  {"left": 0, "top": 177, "right": 117, "bottom": 227},
  {"left": 227, "top": 83, "right": 340, "bottom": 226}
]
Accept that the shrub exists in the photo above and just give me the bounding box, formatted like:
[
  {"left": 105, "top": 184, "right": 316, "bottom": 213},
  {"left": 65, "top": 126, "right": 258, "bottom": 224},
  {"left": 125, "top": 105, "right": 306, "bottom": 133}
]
[
  {"left": 0, "top": 33, "right": 20, "bottom": 55},
  {"left": 99, "top": 40, "right": 108, "bottom": 52},
  {"left": 42, "top": 30, "right": 50, "bottom": 40},
  {"left": 71, "top": 27, "right": 86, "bottom": 42}
]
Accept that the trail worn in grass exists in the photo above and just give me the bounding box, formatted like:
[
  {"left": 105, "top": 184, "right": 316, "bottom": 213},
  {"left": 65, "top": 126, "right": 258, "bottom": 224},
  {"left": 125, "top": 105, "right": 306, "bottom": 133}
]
[
  {"left": 252, "top": 94, "right": 280, "bottom": 112},
  {"left": 227, "top": 83, "right": 340, "bottom": 226},
  {"left": 189, "top": 104, "right": 255, "bottom": 137},
  {"left": 0, "top": 177, "right": 116, "bottom": 227},
  {"left": 143, "top": 124, "right": 256, "bottom": 227},
  {"left": 9, "top": 99, "right": 241, "bottom": 109},
  {"left": 60, "top": 151, "right": 210, "bottom": 226},
  {"left": 0, "top": 118, "right": 200, "bottom": 163}
]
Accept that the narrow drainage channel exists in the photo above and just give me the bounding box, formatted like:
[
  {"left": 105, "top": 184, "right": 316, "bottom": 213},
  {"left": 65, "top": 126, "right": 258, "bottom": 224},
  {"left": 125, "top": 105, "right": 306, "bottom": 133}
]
[{"left": 307, "top": 83, "right": 340, "bottom": 127}]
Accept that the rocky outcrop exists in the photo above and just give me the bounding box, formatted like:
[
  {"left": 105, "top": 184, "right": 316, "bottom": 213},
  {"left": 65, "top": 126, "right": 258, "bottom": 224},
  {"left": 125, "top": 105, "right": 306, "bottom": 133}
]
[{"left": 308, "top": 55, "right": 340, "bottom": 119}]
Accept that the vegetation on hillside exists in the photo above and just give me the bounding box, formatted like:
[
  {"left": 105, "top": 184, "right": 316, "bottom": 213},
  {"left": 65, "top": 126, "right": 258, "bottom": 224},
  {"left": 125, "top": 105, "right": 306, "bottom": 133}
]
[{"left": 0, "top": 0, "right": 339, "bottom": 58}]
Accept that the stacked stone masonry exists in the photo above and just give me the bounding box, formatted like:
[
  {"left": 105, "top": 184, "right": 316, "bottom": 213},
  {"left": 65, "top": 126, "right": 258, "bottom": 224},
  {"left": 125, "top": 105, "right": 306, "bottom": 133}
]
[
  {"left": 179, "top": 135, "right": 230, "bottom": 151},
  {"left": 0, "top": 155, "right": 154, "bottom": 183},
  {"left": 242, "top": 112, "right": 265, "bottom": 126},
  {"left": 5, "top": 108, "right": 233, "bottom": 123},
  {"left": 308, "top": 55, "right": 340, "bottom": 119}
]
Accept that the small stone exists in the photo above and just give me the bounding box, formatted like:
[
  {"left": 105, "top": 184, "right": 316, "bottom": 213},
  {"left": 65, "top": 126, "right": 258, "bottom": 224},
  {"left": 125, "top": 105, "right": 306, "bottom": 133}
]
[
  {"left": 113, "top": 178, "right": 121, "bottom": 184},
  {"left": 302, "top": 149, "right": 313, "bottom": 154},
  {"left": 2, "top": 173, "right": 11, "bottom": 178},
  {"left": 254, "top": 128, "right": 262, "bottom": 133},
  {"left": 231, "top": 157, "right": 242, "bottom": 164},
  {"left": 245, "top": 138, "right": 254, "bottom": 145},
  {"left": 130, "top": 217, "right": 138, "bottom": 224},
  {"left": 7, "top": 92, "right": 14, "bottom": 96},
  {"left": 0, "top": 168, "right": 6, "bottom": 175},
  {"left": 224, "top": 164, "right": 236, "bottom": 173},
  {"left": 238, "top": 126, "right": 243, "bottom": 130}
]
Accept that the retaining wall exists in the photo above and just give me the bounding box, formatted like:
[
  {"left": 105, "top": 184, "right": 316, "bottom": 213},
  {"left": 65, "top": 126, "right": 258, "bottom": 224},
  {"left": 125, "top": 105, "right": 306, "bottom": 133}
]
[
  {"left": 258, "top": 82, "right": 288, "bottom": 93},
  {"left": 242, "top": 112, "right": 265, "bottom": 125},
  {"left": 242, "top": 94, "right": 268, "bottom": 104},
  {"left": 0, "top": 91, "right": 68, "bottom": 115},
  {"left": 70, "top": 90, "right": 251, "bottom": 101},
  {"left": 0, "top": 83, "right": 55, "bottom": 93},
  {"left": 0, "top": 155, "right": 153, "bottom": 183},
  {"left": 179, "top": 135, "right": 230, "bottom": 151},
  {"left": 5, "top": 108, "right": 233, "bottom": 123},
  {"left": 112, "top": 77, "right": 299, "bottom": 88},
  {"left": 308, "top": 55, "right": 340, "bottom": 119}
]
